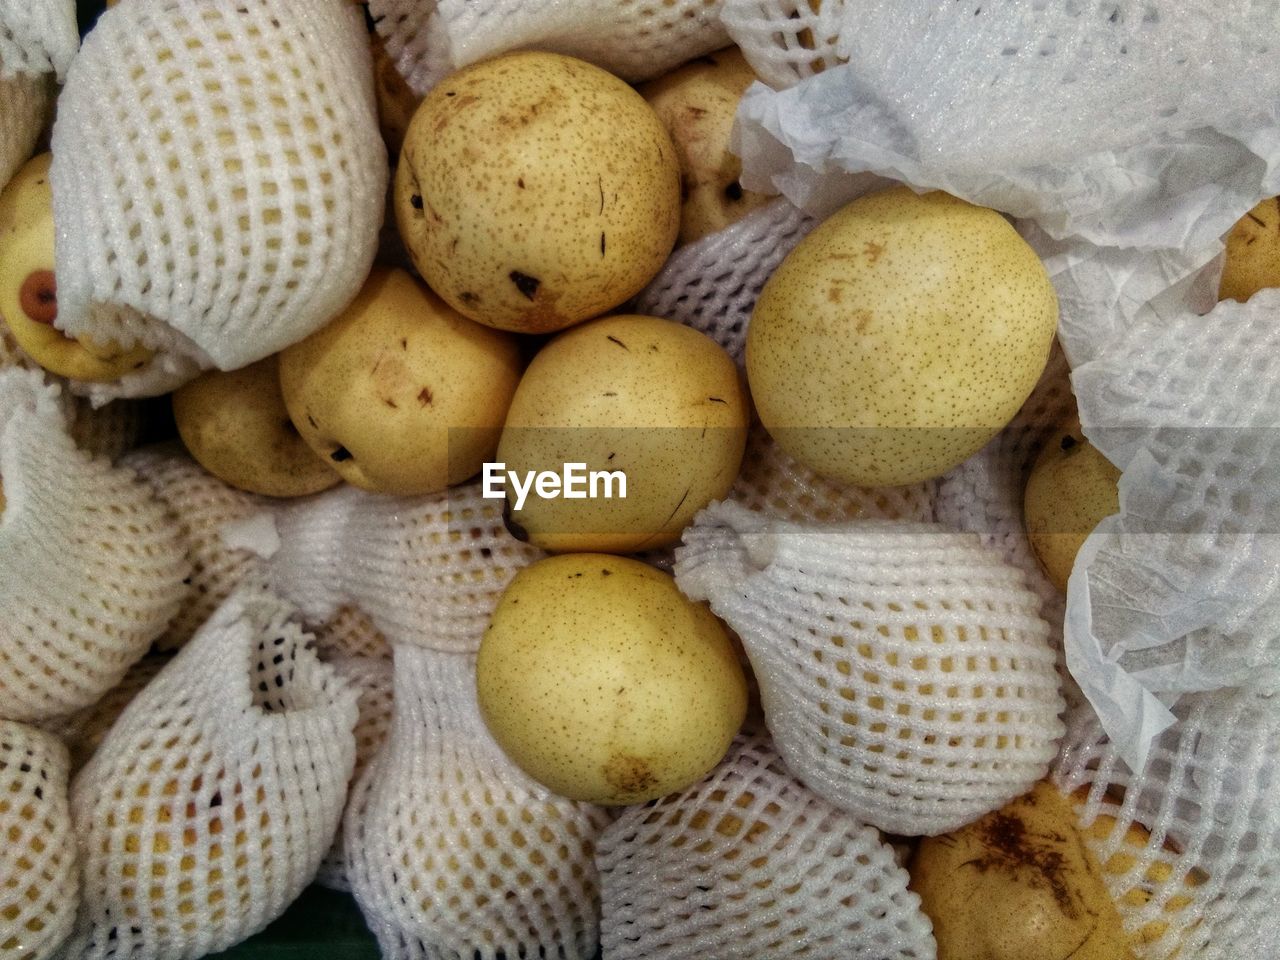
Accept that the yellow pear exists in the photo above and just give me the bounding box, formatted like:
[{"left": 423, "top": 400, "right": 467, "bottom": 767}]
[
  {"left": 639, "top": 47, "right": 772, "bottom": 245},
  {"left": 279, "top": 268, "right": 523, "bottom": 496},
  {"left": 1219, "top": 197, "right": 1280, "bottom": 302},
  {"left": 173, "top": 356, "right": 341, "bottom": 498},
  {"left": 1024, "top": 414, "right": 1121, "bottom": 593},
  {"left": 0, "top": 154, "right": 154, "bottom": 382},
  {"left": 911, "top": 782, "right": 1203, "bottom": 960}
]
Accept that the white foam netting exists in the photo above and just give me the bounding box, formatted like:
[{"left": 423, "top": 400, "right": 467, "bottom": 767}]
[
  {"left": 311, "top": 606, "right": 393, "bottom": 662},
  {"left": 369, "top": 0, "right": 729, "bottom": 96},
  {"left": 0, "top": 721, "right": 78, "bottom": 960},
  {"left": 598, "top": 730, "right": 936, "bottom": 959},
  {"left": 50, "top": 0, "right": 386, "bottom": 373},
  {"left": 726, "top": 1, "right": 1280, "bottom": 254},
  {"left": 720, "top": 0, "right": 847, "bottom": 90},
  {"left": 1053, "top": 689, "right": 1280, "bottom": 960},
  {"left": 0, "top": 72, "right": 50, "bottom": 197},
  {"left": 122, "top": 444, "right": 269, "bottom": 652},
  {"left": 631, "top": 196, "right": 814, "bottom": 365},
  {"left": 261, "top": 482, "right": 544, "bottom": 654},
  {"left": 0, "top": 0, "right": 78, "bottom": 81},
  {"left": 734, "top": 420, "right": 936, "bottom": 526},
  {"left": 314, "top": 655, "right": 395, "bottom": 893},
  {"left": 40, "top": 654, "right": 172, "bottom": 775},
  {"left": 676, "top": 500, "right": 1064, "bottom": 836},
  {"left": 935, "top": 341, "right": 1078, "bottom": 701},
  {"left": 346, "top": 644, "right": 610, "bottom": 960},
  {"left": 1063, "top": 289, "right": 1280, "bottom": 770},
  {"left": 0, "top": 368, "right": 189, "bottom": 724},
  {"left": 64, "top": 583, "right": 359, "bottom": 960}
]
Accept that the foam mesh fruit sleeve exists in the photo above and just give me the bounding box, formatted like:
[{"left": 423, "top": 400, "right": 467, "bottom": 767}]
[
  {"left": 50, "top": 0, "right": 387, "bottom": 374},
  {"left": 345, "top": 644, "right": 610, "bottom": 960},
  {"left": 676, "top": 501, "right": 1064, "bottom": 837},
  {"left": 598, "top": 730, "right": 936, "bottom": 959},
  {"left": 64, "top": 583, "right": 359, "bottom": 960},
  {"left": 0, "top": 368, "right": 189, "bottom": 723},
  {"left": 0, "top": 721, "right": 79, "bottom": 960}
]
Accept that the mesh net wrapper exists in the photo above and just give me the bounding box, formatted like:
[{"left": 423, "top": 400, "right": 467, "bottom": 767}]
[
  {"left": 0, "top": 368, "right": 189, "bottom": 723},
  {"left": 345, "top": 644, "right": 610, "bottom": 960},
  {"left": 1064, "top": 289, "right": 1280, "bottom": 768},
  {"left": 314, "top": 655, "right": 394, "bottom": 893},
  {"left": 123, "top": 445, "right": 270, "bottom": 652},
  {"left": 311, "top": 606, "right": 393, "bottom": 662},
  {"left": 50, "top": 0, "right": 386, "bottom": 374},
  {"left": 676, "top": 500, "right": 1064, "bottom": 836},
  {"left": 632, "top": 197, "right": 814, "bottom": 366},
  {"left": 0, "top": 721, "right": 78, "bottom": 960},
  {"left": 40, "top": 654, "right": 172, "bottom": 776},
  {"left": 936, "top": 341, "right": 1079, "bottom": 702},
  {"left": 369, "top": 0, "right": 729, "bottom": 95},
  {"left": 64, "top": 584, "right": 359, "bottom": 960},
  {"left": 264, "top": 482, "right": 543, "bottom": 654},
  {"left": 1054, "top": 689, "right": 1280, "bottom": 960},
  {"left": 0, "top": 0, "right": 75, "bottom": 194},
  {"left": 598, "top": 730, "right": 936, "bottom": 959}
]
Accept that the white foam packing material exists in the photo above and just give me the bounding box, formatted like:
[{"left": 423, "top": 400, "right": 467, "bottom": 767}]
[
  {"left": 70, "top": 349, "right": 208, "bottom": 408},
  {"left": 727, "top": 1, "right": 1280, "bottom": 254},
  {"left": 122, "top": 444, "right": 270, "bottom": 652},
  {"left": 1064, "top": 289, "right": 1280, "bottom": 771},
  {"left": 0, "top": 0, "right": 77, "bottom": 81},
  {"left": 0, "top": 368, "right": 189, "bottom": 723},
  {"left": 345, "top": 644, "right": 610, "bottom": 960},
  {"left": 676, "top": 500, "right": 1064, "bottom": 836},
  {"left": 0, "top": 721, "right": 78, "bottom": 960},
  {"left": 65, "top": 584, "right": 359, "bottom": 960},
  {"left": 315, "top": 655, "right": 395, "bottom": 893},
  {"left": 936, "top": 341, "right": 1079, "bottom": 702},
  {"left": 369, "top": 0, "right": 729, "bottom": 96},
  {"left": 262, "top": 482, "right": 544, "bottom": 654},
  {"left": 598, "top": 730, "right": 937, "bottom": 959},
  {"left": 0, "top": 72, "right": 50, "bottom": 197},
  {"left": 631, "top": 197, "right": 814, "bottom": 365},
  {"left": 734, "top": 420, "right": 936, "bottom": 526},
  {"left": 720, "top": 0, "right": 847, "bottom": 91},
  {"left": 1054, "top": 689, "right": 1280, "bottom": 960},
  {"left": 40, "top": 654, "right": 172, "bottom": 775},
  {"left": 50, "top": 0, "right": 386, "bottom": 373}
]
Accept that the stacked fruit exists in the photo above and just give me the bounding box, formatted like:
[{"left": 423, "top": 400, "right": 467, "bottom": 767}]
[{"left": 0, "top": 2, "right": 1277, "bottom": 960}]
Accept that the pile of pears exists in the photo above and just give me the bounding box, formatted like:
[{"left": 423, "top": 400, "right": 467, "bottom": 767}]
[{"left": 3, "top": 26, "right": 1277, "bottom": 960}]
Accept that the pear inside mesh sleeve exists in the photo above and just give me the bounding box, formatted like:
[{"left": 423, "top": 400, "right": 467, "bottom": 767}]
[
  {"left": 0, "top": 369, "right": 189, "bottom": 723},
  {"left": 599, "top": 730, "right": 936, "bottom": 959},
  {"left": 676, "top": 501, "right": 1065, "bottom": 836},
  {"left": 1054, "top": 690, "right": 1280, "bottom": 960},
  {"left": 346, "top": 645, "right": 610, "bottom": 960},
  {"left": 0, "top": 721, "right": 78, "bottom": 960},
  {"left": 50, "top": 0, "right": 387, "bottom": 372},
  {"left": 65, "top": 585, "right": 358, "bottom": 960}
]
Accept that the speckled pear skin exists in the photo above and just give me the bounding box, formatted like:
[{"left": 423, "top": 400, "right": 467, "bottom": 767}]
[
  {"left": 395, "top": 52, "right": 681, "bottom": 333},
  {"left": 477, "top": 554, "right": 748, "bottom": 805},
  {"left": 747, "top": 186, "right": 1058, "bottom": 486}
]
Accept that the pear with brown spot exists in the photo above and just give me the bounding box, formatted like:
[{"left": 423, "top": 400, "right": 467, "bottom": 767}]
[
  {"left": 1219, "top": 197, "right": 1280, "bottom": 303},
  {"left": 395, "top": 51, "right": 681, "bottom": 333},
  {"left": 1024, "top": 414, "right": 1122, "bottom": 593},
  {"left": 911, "top": 782, "right": 1203, "bottom": 960},
  {"left": 174, "top": 356, "right": 341, "bottom": 498},
  {"left": 747, "top": 186, "right": 1058, "bottom": 486},
  {"left": 278, "top": 268, "right": 522, "bottom": 496},
  {"left": 639, "top": 46, "right": 772, "bottom": 245},
  {"left": 476, "top": 554, "right": 747, "bottom": 805},
  {"left": 496, "top": 314, "right": 748, "bottom": 553}
]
